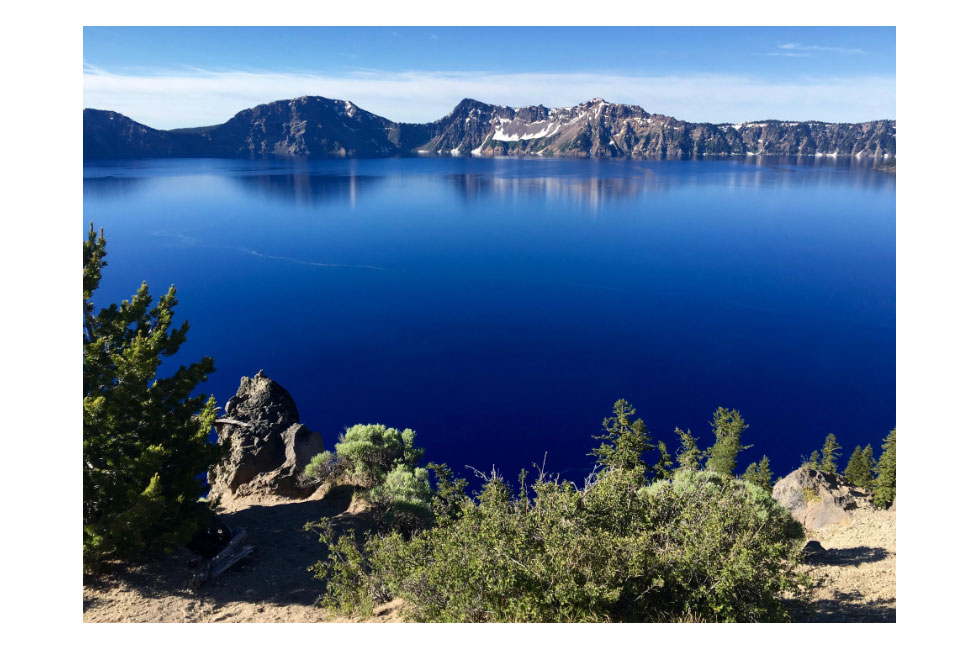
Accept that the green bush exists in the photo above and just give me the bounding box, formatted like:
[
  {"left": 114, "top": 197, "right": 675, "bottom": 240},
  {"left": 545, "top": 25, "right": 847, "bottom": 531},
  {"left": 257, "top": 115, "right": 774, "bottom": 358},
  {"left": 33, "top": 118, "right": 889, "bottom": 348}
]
[
  {"left": 305, "top": 424, "right": 424, "bottom": 488},
  {"left": 312, "top": 464, "right": 806, "bottom": 622},
  {"left": 305, "top": 423, "right": 433, "bottom": 532},
  {"left": 307, "top": 401, "right": 823, "bottom": 622},
  {"left": 367, "top": 465, "right": 435, "bottom": 532},
  {"left": 303, "top": 450, "right": 351, "bottom": 485}
]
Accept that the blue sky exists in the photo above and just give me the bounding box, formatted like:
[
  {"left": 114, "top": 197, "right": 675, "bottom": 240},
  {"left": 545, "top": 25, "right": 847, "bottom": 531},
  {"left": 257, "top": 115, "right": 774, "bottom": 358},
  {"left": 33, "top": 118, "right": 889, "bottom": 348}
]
[{"left": 83, "top": 27, "right": 895, "bottom": 129}]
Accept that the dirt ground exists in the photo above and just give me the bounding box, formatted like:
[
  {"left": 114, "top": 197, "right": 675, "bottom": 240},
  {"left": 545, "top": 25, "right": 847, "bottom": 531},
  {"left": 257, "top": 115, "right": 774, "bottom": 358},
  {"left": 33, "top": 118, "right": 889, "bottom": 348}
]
[
  {"left": 82, "top": 485, "right": 398, "bottom": 623},
  {"left": 793, "top": 508, "right": 897, "bottom": 622},
  {"left": 83, "top": 489, "right": 896, "bottom": 623}
]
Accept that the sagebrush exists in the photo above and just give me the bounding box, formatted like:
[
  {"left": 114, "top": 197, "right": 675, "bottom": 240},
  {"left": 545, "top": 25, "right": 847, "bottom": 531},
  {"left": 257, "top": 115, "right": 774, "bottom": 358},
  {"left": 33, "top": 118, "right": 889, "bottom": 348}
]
[{"left": 310, "top": 401, "right": 807, "bottom": 622}]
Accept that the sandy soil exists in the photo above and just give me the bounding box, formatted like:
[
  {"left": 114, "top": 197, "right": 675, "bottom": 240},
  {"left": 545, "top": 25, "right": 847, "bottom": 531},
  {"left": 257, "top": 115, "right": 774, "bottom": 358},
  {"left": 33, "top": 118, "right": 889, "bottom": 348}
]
[
  {"left": 793, "top": 508, "right": 897, "bottom": 622},
  {"left": 82, "top": 485, "right": 394, "bottom": 623},
  {"left": 84, "top": 489, "right": 895, "bottom": 623}
]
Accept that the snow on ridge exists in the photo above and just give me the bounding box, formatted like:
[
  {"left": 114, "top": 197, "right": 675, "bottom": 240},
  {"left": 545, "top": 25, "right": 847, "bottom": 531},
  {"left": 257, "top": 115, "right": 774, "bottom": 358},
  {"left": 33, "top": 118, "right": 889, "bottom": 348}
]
[
  {"left": 491, "top": 116, "right": 565, "bottom": 142},
  {"left": 472, "top": 131, "right": 493, "bottom": 156}
]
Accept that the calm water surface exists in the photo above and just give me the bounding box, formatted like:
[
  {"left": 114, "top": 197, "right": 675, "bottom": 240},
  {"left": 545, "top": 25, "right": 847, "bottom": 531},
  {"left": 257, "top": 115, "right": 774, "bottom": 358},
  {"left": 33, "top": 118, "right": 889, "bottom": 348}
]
[{"left": 83, "top": 157, "right": 896, "bottom": 480}]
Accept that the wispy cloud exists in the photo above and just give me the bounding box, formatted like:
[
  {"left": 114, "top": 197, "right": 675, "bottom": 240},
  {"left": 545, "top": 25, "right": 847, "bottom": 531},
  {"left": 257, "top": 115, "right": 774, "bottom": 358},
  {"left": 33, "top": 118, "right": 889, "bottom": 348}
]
[
  {"left": 768, "top": 43, "right": 867, "bottom": 57},
  {"left": 83, "top": 65, "right": 895, "bottom": 128}
]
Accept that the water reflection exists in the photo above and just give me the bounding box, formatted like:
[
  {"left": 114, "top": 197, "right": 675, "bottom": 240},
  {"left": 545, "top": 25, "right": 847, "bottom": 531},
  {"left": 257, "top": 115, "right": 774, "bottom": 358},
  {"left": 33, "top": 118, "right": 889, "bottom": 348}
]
[
  {"left": 444, "top": 156, "right": 891, "bottom": 209},
  {"left": 82, "top": 156, "right": 893, "bottom": 211},
  {"left": 446, "top": 173, "right": 653, "bottom": 207},
  {"left": 232, "top": 173, "right": 383, "bottom": 207}
]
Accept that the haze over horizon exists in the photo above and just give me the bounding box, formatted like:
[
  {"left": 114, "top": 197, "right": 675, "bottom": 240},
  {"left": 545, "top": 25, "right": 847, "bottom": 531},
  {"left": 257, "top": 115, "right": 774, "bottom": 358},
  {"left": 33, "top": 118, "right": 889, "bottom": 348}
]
[{"left": 83, "top": 26, "right": 896, "bottom": 130}]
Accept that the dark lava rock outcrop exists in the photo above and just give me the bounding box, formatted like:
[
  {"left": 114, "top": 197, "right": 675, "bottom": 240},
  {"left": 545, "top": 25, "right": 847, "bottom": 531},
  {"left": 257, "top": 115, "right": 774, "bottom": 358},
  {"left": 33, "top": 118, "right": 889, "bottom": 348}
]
[
  {"left": 207, "top": 370, "right": 323, "bottom": 503},
  {"left": 772, "top": 466, "right": 875, "bottom": 531}
]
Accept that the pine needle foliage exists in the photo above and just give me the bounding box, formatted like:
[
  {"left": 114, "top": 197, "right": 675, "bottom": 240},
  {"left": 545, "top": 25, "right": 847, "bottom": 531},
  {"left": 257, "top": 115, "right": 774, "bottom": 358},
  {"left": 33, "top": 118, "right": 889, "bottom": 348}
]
[
  {"left": 705, "top": 407, "right": 751, "bottom": 477},
  {"left": 675, "top": 428, "right": 705, "bottom": 471},
  {"left": 805, "top": 449, "right": 821, "bottom": 469},
  {"left": 590, "top": 399, "right": 654, "bottom": 477},
  {"left": 862, "top": 444, "right": 876, "bottom": 475},
  {"left": 873, "top": 429, "right": 896, "bottom": 508},
  {"left": 83, "top": 224, "right": 223, "bottom": 572},
  {"left": 742, "top": 455, "right": 774, "bottom": 491},
  {"left": 652, "top": 440, "right": 674, "bottom": 480},
  {"left": 818, "top": 433, "right": 842, "bottom": 474},
  {"left": 844, "top": 445, "right": 874, "bottom": 489}
]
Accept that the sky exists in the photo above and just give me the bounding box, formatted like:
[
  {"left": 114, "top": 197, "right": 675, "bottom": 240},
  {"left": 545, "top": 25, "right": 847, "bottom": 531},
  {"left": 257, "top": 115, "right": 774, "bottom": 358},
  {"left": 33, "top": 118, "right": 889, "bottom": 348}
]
[{"left": 83, "top": 27, "right": 896, "bottom": 129}]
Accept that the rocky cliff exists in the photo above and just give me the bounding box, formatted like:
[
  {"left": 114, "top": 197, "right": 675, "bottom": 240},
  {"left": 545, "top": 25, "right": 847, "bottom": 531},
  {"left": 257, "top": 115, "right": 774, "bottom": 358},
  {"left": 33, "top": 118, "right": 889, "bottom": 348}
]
[{"left": 83, "top": 96, "right": 896, "bottom": 160}]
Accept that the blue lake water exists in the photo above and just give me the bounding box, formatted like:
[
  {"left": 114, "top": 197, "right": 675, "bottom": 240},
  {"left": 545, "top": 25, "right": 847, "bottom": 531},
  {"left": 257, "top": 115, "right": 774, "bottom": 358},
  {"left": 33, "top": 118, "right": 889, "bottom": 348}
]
[{"left": 83, "top": 156, "right": 895, "bottom": 481}]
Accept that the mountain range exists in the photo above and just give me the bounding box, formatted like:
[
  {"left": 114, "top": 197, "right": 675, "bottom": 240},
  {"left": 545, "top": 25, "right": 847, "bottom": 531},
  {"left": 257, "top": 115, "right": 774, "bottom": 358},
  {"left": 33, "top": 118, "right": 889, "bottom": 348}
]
[{"left": 83, "top": 96, "right": 896, "bottom": 160}]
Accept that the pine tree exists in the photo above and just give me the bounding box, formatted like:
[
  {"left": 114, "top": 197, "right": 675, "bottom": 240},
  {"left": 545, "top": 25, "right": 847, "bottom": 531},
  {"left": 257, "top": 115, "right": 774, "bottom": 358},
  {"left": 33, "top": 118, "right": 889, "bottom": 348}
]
[
  {"left": 873, "top": 430, "right": 896, "bottom": 508},
  {"left": 805, "top": 449, "right": 820, "bottom": 469},
  {"left": 844, "top": 445, "right": 874, "bottom": 489},
  {"left": 83, "top": 224, "right": 223, "bottom": 571},
  {"left": 742, "top": 455, "right": 773, "bottom": 490},
  {"left": 591, "top": 399, "right": 653, "bottom": 478},
  {"left": 705, "top": 407, "right": 751, "bottom": 477},
  {"left": 675, "top": 428, "right": 704, "bottom": 471},
  {"left": 652, "top": 439, "right": 674, "bottom": 480},
  {"left": 843, "top": 445, "right": 863, "bottom": 483},
  {"left": 861, "top": 445, "right": 876, "bottom": 479},
  {"left": 818, "top": 433, "right": 842, "bottom": 474}
]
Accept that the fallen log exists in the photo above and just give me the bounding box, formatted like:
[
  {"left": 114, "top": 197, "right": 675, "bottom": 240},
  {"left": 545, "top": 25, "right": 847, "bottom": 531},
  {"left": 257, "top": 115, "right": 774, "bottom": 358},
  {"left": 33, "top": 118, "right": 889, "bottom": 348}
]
[{"left": 193, "top": 527, "right": 255, "bottom": 587}]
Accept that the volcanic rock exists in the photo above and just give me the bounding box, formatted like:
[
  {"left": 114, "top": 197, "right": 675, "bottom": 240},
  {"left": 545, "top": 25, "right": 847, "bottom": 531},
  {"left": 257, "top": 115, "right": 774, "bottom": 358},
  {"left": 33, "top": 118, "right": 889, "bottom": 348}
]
[
  {"left": 208, "top": 370, "right": 323, "bottom": 503},
  {"left": 772, "top": 466, "right": 875, "bottom": 532}
]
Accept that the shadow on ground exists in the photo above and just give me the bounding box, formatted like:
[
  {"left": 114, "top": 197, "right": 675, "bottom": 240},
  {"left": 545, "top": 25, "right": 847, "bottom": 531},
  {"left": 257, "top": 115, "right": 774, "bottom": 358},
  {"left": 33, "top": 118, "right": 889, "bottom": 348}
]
[
  {"left": 792, "top": 544, "right": 896, "bottom": 623},
  {"left": 85, "top": 485, "right": 366, "bottom": 612},
  {"left": 805, "top": 545, "right": 891, "bottom": 567},
  {"left": 797, "top": 591, "right": 897, "bottom": 623}
]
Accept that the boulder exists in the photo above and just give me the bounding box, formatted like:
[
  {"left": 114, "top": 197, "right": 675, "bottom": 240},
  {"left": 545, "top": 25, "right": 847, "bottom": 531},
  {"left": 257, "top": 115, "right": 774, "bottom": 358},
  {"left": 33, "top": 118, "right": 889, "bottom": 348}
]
[
  {"left": 772, "top": 466, "right": 875, "bottom": 532},
  {"left": 801, "top": 539, "right": 827, "bottom": 562},
  {"left": 208, "top": 370, "right": 324, "bottom": 503}
]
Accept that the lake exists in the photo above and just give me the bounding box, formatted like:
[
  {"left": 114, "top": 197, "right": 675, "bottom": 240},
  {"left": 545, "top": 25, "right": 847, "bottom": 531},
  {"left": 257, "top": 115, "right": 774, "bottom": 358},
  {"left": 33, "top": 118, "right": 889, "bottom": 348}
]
[{"left": 83, "top": 156, "right": 896, "bottom": 481}]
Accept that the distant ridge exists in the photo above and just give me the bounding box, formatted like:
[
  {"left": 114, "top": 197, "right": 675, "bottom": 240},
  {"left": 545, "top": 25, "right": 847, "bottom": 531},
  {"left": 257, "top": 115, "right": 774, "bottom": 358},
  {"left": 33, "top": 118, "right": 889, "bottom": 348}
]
[{"left": 83, "top": 96, "right": 896, "bottom": 160}]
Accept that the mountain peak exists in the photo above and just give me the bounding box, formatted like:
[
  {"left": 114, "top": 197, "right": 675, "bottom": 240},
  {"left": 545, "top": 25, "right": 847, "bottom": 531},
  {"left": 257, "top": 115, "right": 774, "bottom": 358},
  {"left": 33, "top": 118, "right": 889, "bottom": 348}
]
[{"left": 452, "top": 98, "right": 494, "bottom": 111}]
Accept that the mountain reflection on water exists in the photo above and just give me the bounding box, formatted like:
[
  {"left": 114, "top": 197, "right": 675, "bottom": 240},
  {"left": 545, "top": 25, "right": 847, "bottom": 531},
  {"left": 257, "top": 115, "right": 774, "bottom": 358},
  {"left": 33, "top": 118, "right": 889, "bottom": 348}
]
[{"left": 84, "top": 155, "right": 889, "bottom": 211}]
